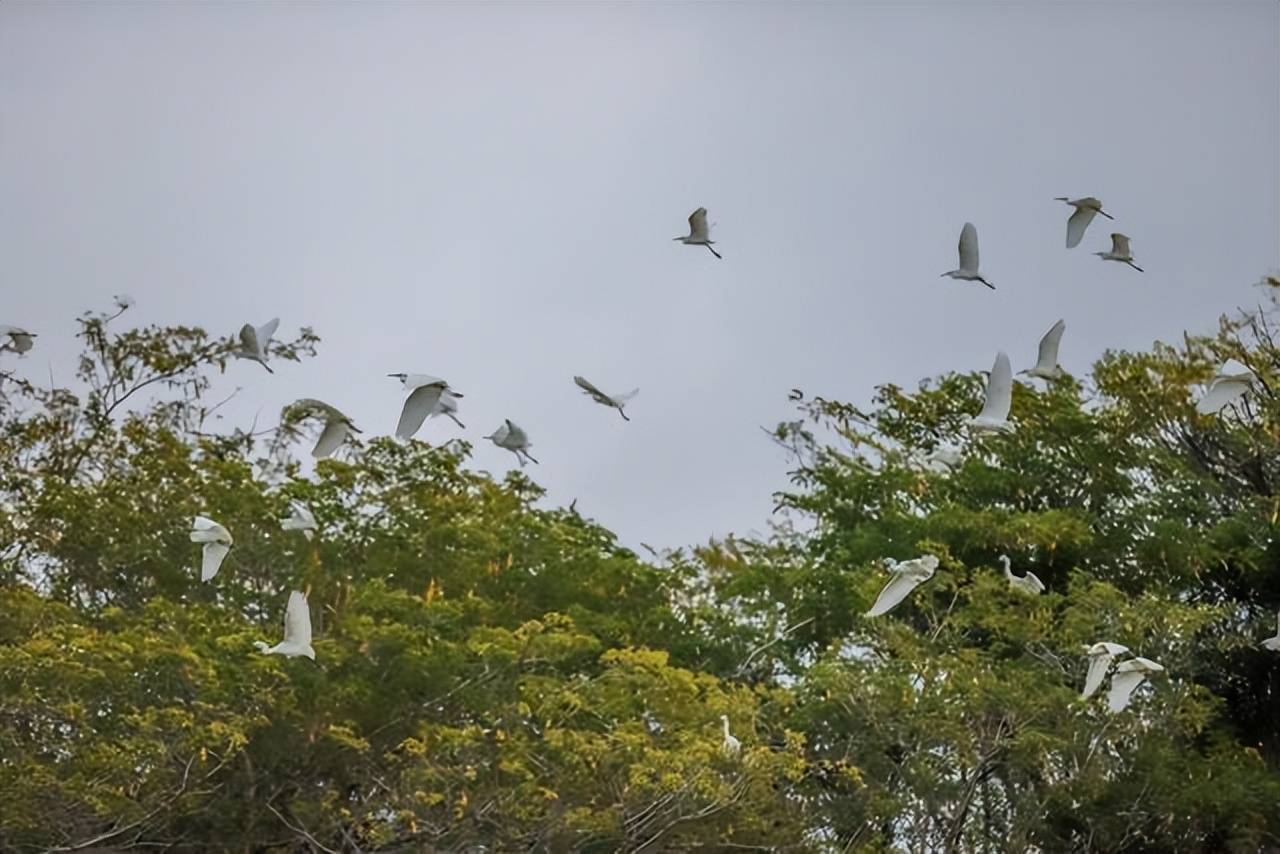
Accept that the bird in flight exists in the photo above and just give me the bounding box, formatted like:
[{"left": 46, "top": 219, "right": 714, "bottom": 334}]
[
  {"left": 254, "top": 590, "right": 316, "bottom": 660},
  {"left": 941, "top": 222, "right": 993, "bottom": 289},
  {"left": 1095, "top": 233, "right": 1143, "bottom": 272},
  {"left": 1021, "top": 319, "right": 1066, "bottom": 381},
  {"left": 1107, "top": 656, "right": 1163, "bottom": 712},
  {"left": 865, "top": 555, "right": 938, "bottom": 617},
  {"left": 0, "top": 326, "right": 35, "bottom": 355},
  {"left": 281, "top": 500, "right": 317, "bottom": 540},
  {"left": 1054, "top": 197, "right": 1113, "bottom": 249},
  {"left": 487, "top": 419, "right": 539, "bottom": 466},
  {"left": 968, "top": 352, "right": 1014, "bottom": 434},
  {"left": 288, "top": 398, "right": 361, "bottom": 459},
  {"left": 1082, "top": 642, "right": 1130, "bottom": 699},
  {"left": 387, "top": 374, "right": 464, "bottom": 440},
  {"left": 573, "top": 375, "right": 639, "bottom": 421},
  {"left": 674, "top": 207, "right": 721, "bottom": 259},
  {"left": 1195, "top": 361, "right": 1254, "bottom": 415},
  {"left": 236, "top": 318, "right": 280, "bottom": 373},
  {"left": 190, "top": 515, "right": 233, "bottom": 582}
]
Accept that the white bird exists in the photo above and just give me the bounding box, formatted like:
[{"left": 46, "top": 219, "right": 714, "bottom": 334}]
[
  {"left": 673, "top": 207, "right": 721, "bottom": 259},
  {"left": 865, "top": 554, "right": 939, "bottom": 617},
  {"left": 1195, "top": 361, "right": 1254, "bottom": 415},
  {"left": 1107, "top": 656, "right": 1164, "bottom": 712},
  {"left": 573, "top": 376, "right": 639, "bottom": 421},
  {"left": 387, "top": 374, "right": 464, "bottom": 439},
  {"left": 487, "top": 419, "right": 539, "bottom": 466},
  {"left": 253, "top": 590, "right": 316, "bottom": 660},
  {"left": 281, "top": 500, "right": 316, "bottom": 540},
  {"left": 968, "top": 352, "right": 1014, "bottom": 434},
  {"left": 1095, "top": 233, "right": 1143, "bottom": 272},
  {"left": 941, "top": 222, "right": 993, "bottom": 289},
  {"left": 236, "top": 318, "right": 280, "bottom": 373},
  {"left": 108, "top": 294, "right": 135, "bottom": 319},
  {"left": 1082, "top": 642, "right": 1129, "bottom": 699},
  {"left": 1260, "top": 611, "right": 1280, "bottom": 651},
  {"left": 719, "top": 715, "right": 741, "bottom": 756},
  {"left": 189, "top": 515, "right": 233, "bottom": 582},
  {"left": 1021, "top": 319, "right": 1066, "bottom": 381},
  {"left": 1001, "top": 555, "right": 1044, "bottom": 595},
  {"left": 0, "top": 326, "right": 35, "bottom": 355},
  {"left": 912, "top": 442, "right": 964, "bottom": 474},
  {"left": 289, "top": 398, "right": 361, "bottom": 459},
  {"left": 1054, "top": 197, "right": 1114, "bottom": 249}
]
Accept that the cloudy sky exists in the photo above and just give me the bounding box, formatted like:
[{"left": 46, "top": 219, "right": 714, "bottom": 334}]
[{"left": 2, "top": 2, "right": 1277, "bottom": 550}]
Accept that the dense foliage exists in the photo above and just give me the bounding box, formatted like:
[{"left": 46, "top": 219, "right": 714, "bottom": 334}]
[{"left": 2, "top": 300, "right": 1279, "bottom": 851}]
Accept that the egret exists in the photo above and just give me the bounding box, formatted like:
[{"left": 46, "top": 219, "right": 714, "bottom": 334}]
[
  {"left": 941, "top": 222, "right": 993, "bottom": 289},
  {"left": 1021, "top": 319, "right": 1066, "bottom": 381},
  {"left": 0, "top": 326, "right": 35, "bottom": 355},
  {"left": 1095, "top": 233, "right": 1143, "bottom": 272},
  {"left": 190, "top": 515, "right": 232, "bottom": 582},
  {"left": 1195, "top": 361, "right": 1254, "bottom": 415},
  {"left": 573, "top": 375, "right": 639, "bottom": 421},
  {"left": 720, "top": 715, "right": 741, "bottom": 756},
  {"left": 912, "top": 442, "right": 964, "bottom": 474},
  {"left": 108, "top": 294, "right": 135, "bottom": 319},
  {"left": 281, "top": 500, "right": 316, "bottom": 540},
  {"left": 1107, "top": 656, "right": 1163, "bottom": 712},
  {"left": 1054, "top": 197, "right": 1113, "bottom": 249},
  {"left": 1082, "top": 642, "right": 1129, "bottom": 699},
  {"left": 1000, "top": 555, "right": 1044, "bottom": 595},
  {"left": 387, "top": 374, "right": 464, "bottom": 440},
  {"left": 487, "top": 419, "right": 539, "bottom": 466},
  {"left": 865, "top": 554, "right": 939, "bottom": 617},
  {"left": 253, "top": 590, "right": 315, "bottom": 660},
  {"left": 968, "top": 352, "right": 1014, "bottom": 434},
  {"left": 289, "top": 399, "right": 361, "bottom": 459},
  {"left": 1260, "top": 611, "right": 1280, "bottom": 651},
  {"left": 235, "top": 318, "right": 280, "bottom": 373},
  {"left": 674, "top": 207, "right": 721, "bottom": 259}
]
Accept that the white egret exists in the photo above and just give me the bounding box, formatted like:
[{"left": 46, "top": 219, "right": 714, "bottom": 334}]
[
  {"left": 941, "top": 222, "right": 993, "bottom": 289},
  {"left": 1054, "top": 197, "right": 1113, "bottom": 249},
  {"left": 968, "top": 352, "right": 1014, "bottom": 434},
  {"left": 1107, "top": 656, "right": 1163, "bottom": 712},
  {"left": 865, "top": 555, "right": 939, "bottom": 617},
  {"left": 719, "top": 715, "right": 741, "bottom": 756},
  {"left": 1001, "top": 555, "right": 1044, "bottom": 595},
  {"left": 1021, "top": 319, "right": 1066, "bottom": 381},
  {"left": 1260, "top": 611, "right": 1280, "bottom": 651},
  {"left": 387, "top": 374, "right": 464, "bottom": 440},
  {"left": 289, "top": 399, "right": 361, "bottom": 459},
  {"left": 1195, "top": 361, "right": 1254, "bottom": 415},
  {"left": 1095, "top": 233, "right": 1143, "bottom": 272},
  {"left": 108, "top": 294, "right": 135, "bottom": 319},
  {"left": 911, "top": 442, "right": 964, "bottom": 474},
  {"left": 281, "top": 500, "right": 316, "bottom": 540},
  {"left": 1082, "top": 642, "right": 1129, "bottom": 699},
  {"left": 0, "top": 326, "right": 35, "bottom": 355},
  {"left": 674, "top": 207, "right": 721, "bottom": 259},
  {"left": 190, "top": 515, "right": 232, "bottom": 582},
  {"left": 487, "top": 419, "right": 539, "bottom": 466},
  {"left": 253, "top": 590, "right": 316, "bottom": 660},
  {"left": 573, "top": 376, "right": 639, "bottom": 421},
  {"left": 235, "top": 318, "right": 280, "bottom": 373}
]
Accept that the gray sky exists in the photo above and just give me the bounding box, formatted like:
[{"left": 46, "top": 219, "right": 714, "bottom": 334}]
[{"left": 2, "top": 2, "right": 1277, "bottom": 550}]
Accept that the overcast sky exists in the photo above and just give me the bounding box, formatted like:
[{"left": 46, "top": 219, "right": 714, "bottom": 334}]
[{"left": 2, "top": 2, "right": 1277, "bottom": 550}]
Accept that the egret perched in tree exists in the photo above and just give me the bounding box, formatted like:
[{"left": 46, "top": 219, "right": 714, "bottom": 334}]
[
  {"left": 941, "top": 222, "right": 993, "bottom": 289},
  {"left": 288, "top": 398, "right": 361, "bottom": 459},
  {"left": 1021, "top": 319, "right": 1066, "bottom": 381},
  {"left": 573, "top": 376, "right": 639, "bottom": 421},
  {"left": 968, "top": 352, "right": 1014, "bottom": 434},
  {"left": 1195, "top": 361, "right": 1254, "bottom": 415},
  {"left": 190, "top": 515, "right": 232, "bottom": 582},
  {"left": 1107, "top": 656, "right": 1163, "bottom": 712},
  {"left": 487, "top": 419, "right": 539, "bottom": 466},
  {"left": 235, "top": 317, "right": 280, "bottom": 373},
  {"left": 1260, "top": 611, "right": 1280, "bottom": 651},
  {"left": 387, "top": 374, "right": 463, "bottom": 440},
  {"left": 1096, "top": 233, "right": 1143, "bottom": 272},
  {"left": 865, "top": 555, "right": 939, "bottom": 617},
  {"left": 674, "top": 207, "right": 721, "bottom": 259},
  {"left": 1001, "top": 555, "right": 1044, "bottom": 595},
  {"left": 0, "top": 326, "right": 35, "bottom": 355},
  {"left": 281, "top": 500, "right": 316, "bottom": 540},
  {"left": 719, "top": 715, "right": 741, "bottom": 756},
  {"left": 1054, "top": 197, "right": 1113, "bottom": 249},
  {"left": 1082, "top": 642, "right": 1130, "bottom": 699},
  {"left": 253, "top": 590, "right": 315, "bottom": 660}
]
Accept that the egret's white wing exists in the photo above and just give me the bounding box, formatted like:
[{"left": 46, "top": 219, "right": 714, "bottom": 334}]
[
  {"left": 255, "top": 318, "right": 280, "bottom": 348},
  {"left": 865, "top": 571, "right": 928, "bottom": 617},
  {"left": 396, "top": 383, "right": 445, "bottom": 439},
  {"left": 1065, "top": 207, "right": 1097, "bottom": 249},
  {"left": 1036, "top": 320, "right": 1066, "bottom": 371},
  {"left": 238, "top": 323, "right": 259, "bottom": 354},
  {"left": 489, "top": 422, "right": 511, "bottom": 444},
  {"left": 201, "top": 542, "right": 230, "bottom": 582},
  {"left": 1082, "top": 653, "right": 1115, "bottom": 699},
  {"left": 688, "top": 208, "right": 710, "bottom": 240},
  {"left": 282, "top": 501, "right": 315, "bottom": 531},
  {"left": 1024, "top": 571, "right": 1045, "bottom": 593},
  {"left": 505, "top": 420, "right": 531, "bottom": 447},
  {"left": 978, "top": 352, "right": 1013, "bottom": 422},
  {"left": 1196, "top": 377, "right": 1251, "bottom": 415},
  {"left": 283, "top": 590, "right": 312, "bottom": 646},
  {"left": 190, "top": 516, "right": 230, "bottom": 543},
  {"left": 312, "top": 420, "right": 349, "bottom": 459},
  {"left": 958, "top": 222, "right": 980, "bottom": 273},
  {"left": 1107, "top": 669, "right": 1147, "bottom": 712},
  {"left": 1111, "top": 233, "right": 1132, "bottom": 257},
  {"left": 574, "top": 375, "right": 608, "bottom": 399},
  {"left": 613, "top": 388, "right": 640, "bottom": 403}
]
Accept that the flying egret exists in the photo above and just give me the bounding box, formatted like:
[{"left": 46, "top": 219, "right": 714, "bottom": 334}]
[
  {"left": 865, "top": 554, "right": 939, "bottom": 617},
  {"left": 941, "top": 222, "right": 993, "bottom": 289},
  {"left": 1082, "top": 642, "right": 1130, "bottom": 699},
  {"left": 387, "top": 374, "right": 464, "bottom": 440},
  {"left": 1095, "top": 233, "right": 1143, "bottom": 272},
  {"left": 487, "top": 419, "right": 539, "bottom": 466},
  {"left": 289, "top": 399, "right": 361, "bottom": 459},
  {"left": 0, "top": 326, "right": 35, "bottom": 355},
  {"left": 1054, "top": 197, "right": 1113, "bottom": 249},
  {"left": 1107, "top": 656, "right": 1163, "bottom": 712},
  {"left": 968, "top": 352, "right": 1014, "bottom": 434},
  {"left": 190, "top": 515, "right": 232, "bottom": 582},
  {"left": 253, "top": 590, "right": 316, "bottom": 660},
  {"left": 674, "top": 207, "right": 721, "bottom": 259},
  {"left": 108, "top": 294, "right": 135, "bottom": 319},
  {"left": 1021, "top": 319, "right": 1066, "bottom": 381},
  {"left": 720, "top": 715, "right": 741, "bottom": 756},
  {"left": 1195, "top": 361, "right": 1254, "bottom": 415},
  {"left": 281, "top": 500, "right": 316, "bottom": 540},
  {"left": 573, "top": 376, "right": 639, "bottom": 421},
  {"left": 912, "top": 442, "right": 964, "bottom": 474},
  {"left": 235, "top": 318, "right": 280, "bottom": 373},
  {"left": 1001, "top": 555, "right": 1044, "bottom": 595}
]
